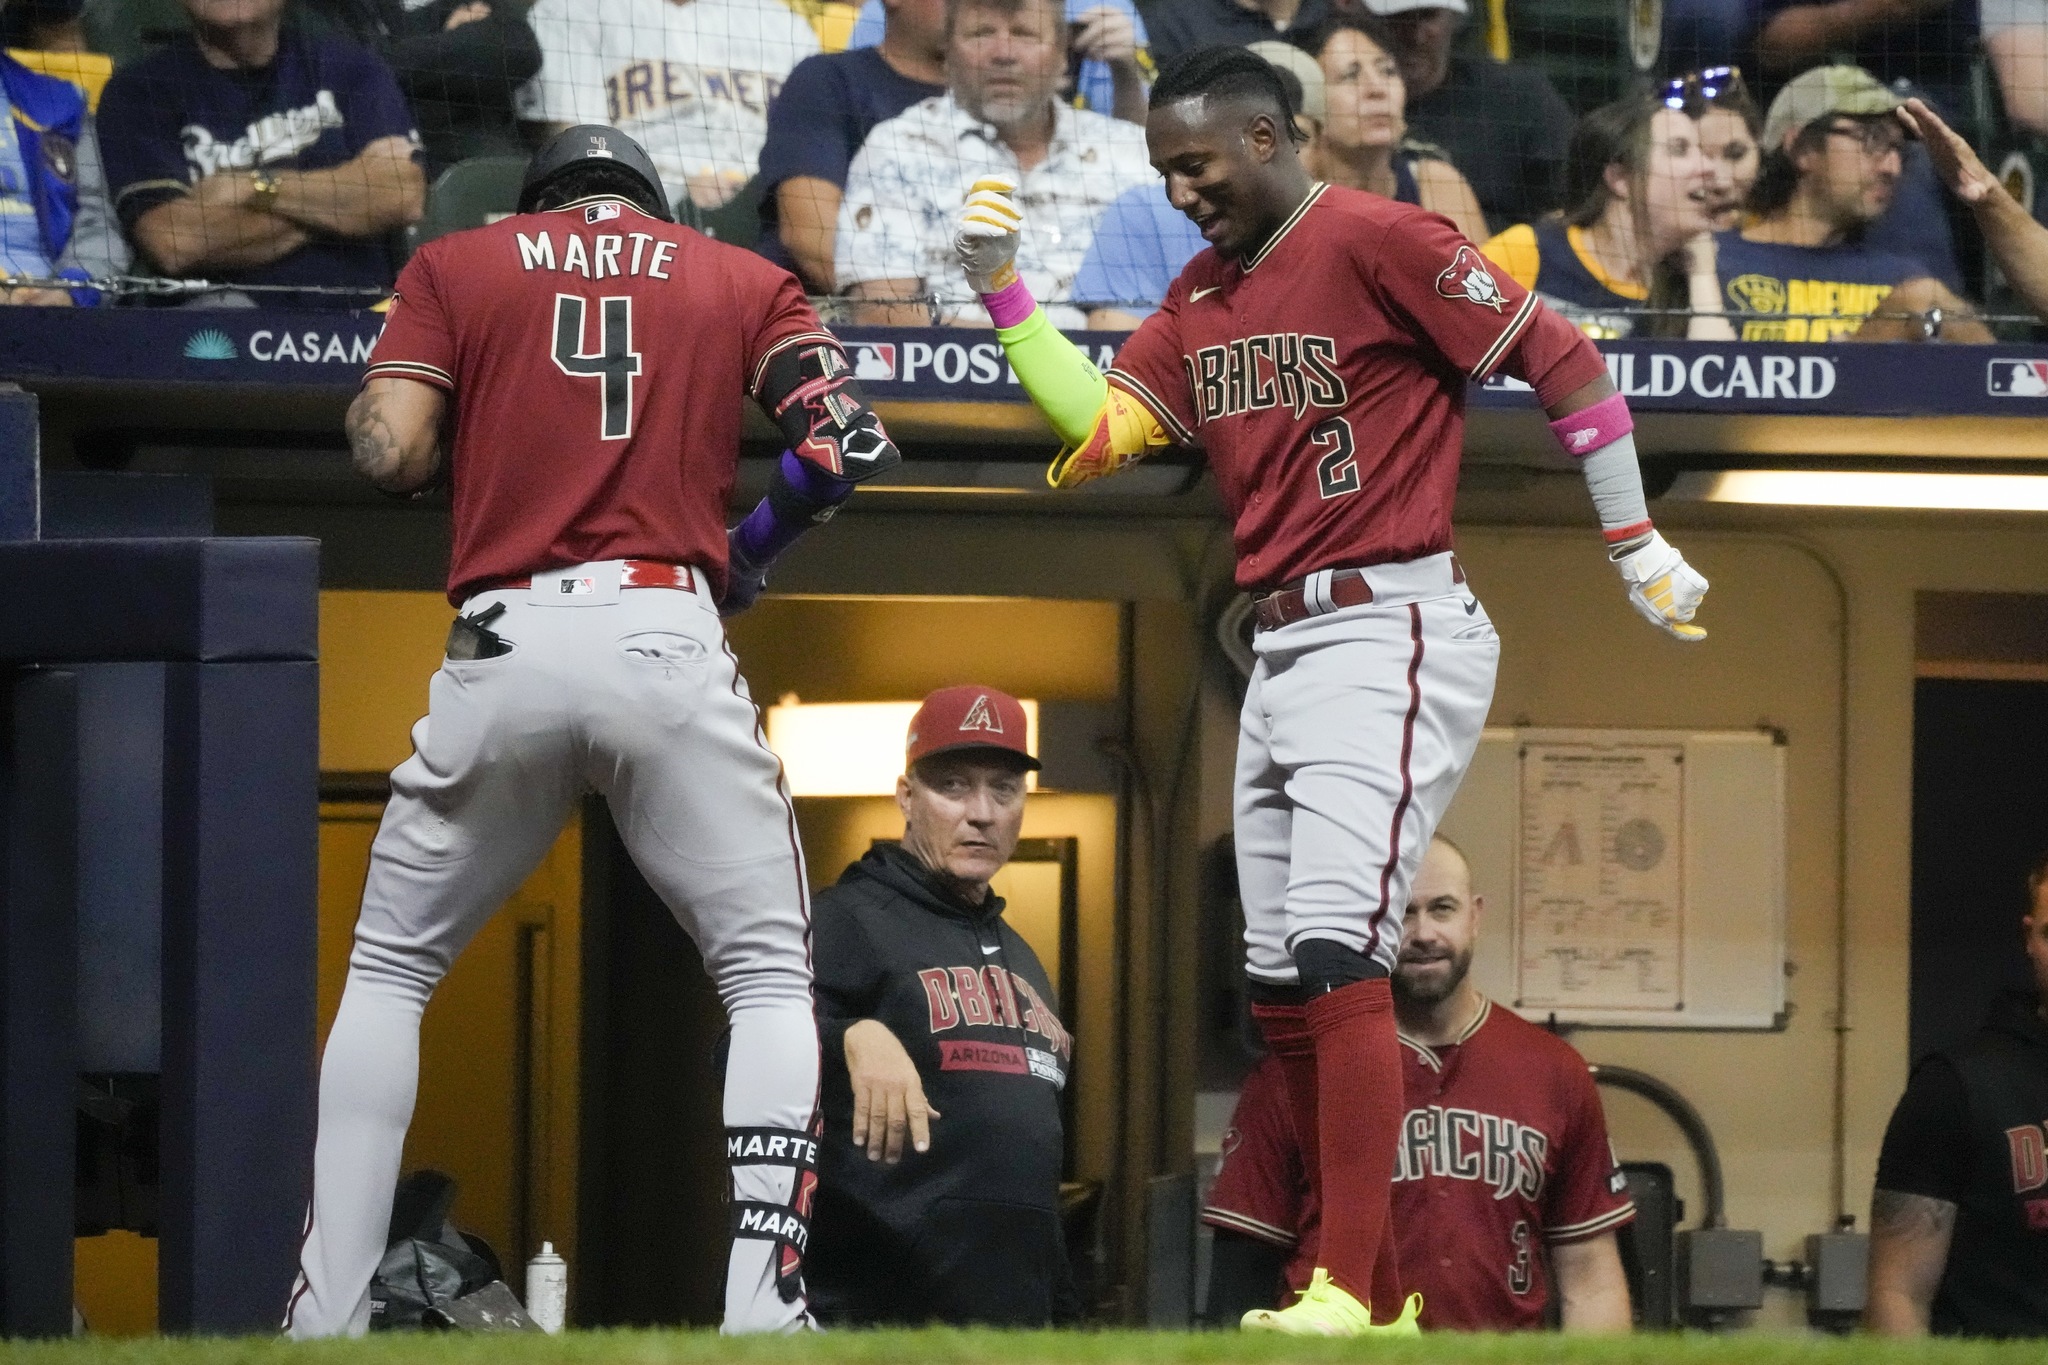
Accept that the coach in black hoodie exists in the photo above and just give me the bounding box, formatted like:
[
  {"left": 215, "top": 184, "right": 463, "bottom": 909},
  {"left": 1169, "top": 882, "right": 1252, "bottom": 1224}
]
[{"left": 806, "top": 685, "right": 1078, "bottom": 1326}]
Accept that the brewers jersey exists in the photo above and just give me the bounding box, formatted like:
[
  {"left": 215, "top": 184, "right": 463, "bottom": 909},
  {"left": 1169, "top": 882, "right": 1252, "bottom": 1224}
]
[
  {"left": 1106, "top": 184, "right": 1606, "bottom": 589},
  {"left": 516, "top": 0, "right": 819, "bottom": 210},
  {"left": 1203, "top": 1001, "right": 1635, "bottom": 1330},
  {"left": 366, "top": 197, "right": 836, "bottom": 604}
]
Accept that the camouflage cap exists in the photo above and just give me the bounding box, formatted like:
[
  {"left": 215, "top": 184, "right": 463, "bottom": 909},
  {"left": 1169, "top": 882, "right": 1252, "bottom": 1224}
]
[{"left": 1762, "top": 65, "right": 1901, "bottom": 149}]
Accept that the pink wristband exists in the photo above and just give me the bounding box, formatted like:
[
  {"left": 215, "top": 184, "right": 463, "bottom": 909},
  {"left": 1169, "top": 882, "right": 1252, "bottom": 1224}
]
[
  {"left": 981, "top": 277, "right": 1037, "bottom": 330},
  {"left": 1548, "top": 391, "right": 1633, "bottom": 458}
]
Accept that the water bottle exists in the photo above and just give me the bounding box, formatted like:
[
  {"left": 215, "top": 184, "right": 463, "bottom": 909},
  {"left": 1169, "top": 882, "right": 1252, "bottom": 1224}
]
[{"left": 525, "top": 1241, "right": 567, "bottom": 1334}]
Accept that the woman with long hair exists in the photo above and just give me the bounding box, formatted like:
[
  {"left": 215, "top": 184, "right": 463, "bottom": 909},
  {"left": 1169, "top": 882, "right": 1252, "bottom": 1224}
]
[
  {"left": 1482, "top": 73, "right": 1761, "bottom": 338},
  {"left": 1311, "top": 15, "right": 1488, "bottom": 243}
]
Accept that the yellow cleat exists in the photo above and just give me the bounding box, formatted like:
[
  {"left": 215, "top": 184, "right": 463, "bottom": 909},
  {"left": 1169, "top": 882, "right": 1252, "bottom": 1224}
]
[{"left": 1239, "top": 1267, "right": 1423, "bottom": 1337}]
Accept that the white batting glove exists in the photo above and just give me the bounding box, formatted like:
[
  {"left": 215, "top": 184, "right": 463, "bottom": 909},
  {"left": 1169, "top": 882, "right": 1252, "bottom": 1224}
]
[
  {"left": 955, "top": 176, "right": 1023, "bottom": 294},
  {"left": 1611, "top": 531, "right": 1709, "bottom": 641}
]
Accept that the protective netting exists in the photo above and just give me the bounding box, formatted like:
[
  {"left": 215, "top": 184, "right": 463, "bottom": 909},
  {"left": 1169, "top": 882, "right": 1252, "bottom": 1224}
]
[{"left": 2, "top": 0, "right": 2043, "bottom": 337}]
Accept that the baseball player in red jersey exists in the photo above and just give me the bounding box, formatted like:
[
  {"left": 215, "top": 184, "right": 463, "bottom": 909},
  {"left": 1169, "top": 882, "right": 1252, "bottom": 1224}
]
[
  {"left": 1203, "top": 836, "right": 1636, "bottom": 1331},
  {"left": 285, "top": 126, "right": 900, "bottom": 1337},
  {"left": 953, "top": 47, "right": 1705, "bottom": 1334}
]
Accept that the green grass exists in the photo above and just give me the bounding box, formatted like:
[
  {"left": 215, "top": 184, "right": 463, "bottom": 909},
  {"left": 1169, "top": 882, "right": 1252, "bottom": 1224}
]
[{"left": 2, "top": 1331, "right": 2042, "bottom": 1365}]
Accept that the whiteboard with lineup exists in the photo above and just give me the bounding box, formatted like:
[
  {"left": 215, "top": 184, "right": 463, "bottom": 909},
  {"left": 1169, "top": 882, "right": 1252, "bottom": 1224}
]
[{"left": 1435, "top": 728, "right": 1788, "bottom": 1031}]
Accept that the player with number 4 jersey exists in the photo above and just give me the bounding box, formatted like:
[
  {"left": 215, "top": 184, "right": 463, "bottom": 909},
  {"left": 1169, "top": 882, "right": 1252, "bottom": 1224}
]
[
  {"left": 957, "top": 48, "right": 1705, "bottom": 1337},
  {"left": 287, "top": 126, "right": 898, "bottom": 1339}
]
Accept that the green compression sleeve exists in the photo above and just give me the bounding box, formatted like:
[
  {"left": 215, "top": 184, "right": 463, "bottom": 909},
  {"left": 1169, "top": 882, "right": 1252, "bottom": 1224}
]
[{"left": 995, "top": 306, "right": 1109, "bottom": 449}]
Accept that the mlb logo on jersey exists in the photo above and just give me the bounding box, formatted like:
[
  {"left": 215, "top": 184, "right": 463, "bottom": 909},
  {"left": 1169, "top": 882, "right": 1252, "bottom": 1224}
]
[
  {"left": 585, "top": 202, "right": 622, "bottom": 224},
  {"left": 559, "top": 577, "right": 596, "bottom": 594},
  {"left": 1987, "top": 359, "right": 2048, "bottom": 396},
  {"left": 852, "top": 344, "right": 898, "bottom": 381}
]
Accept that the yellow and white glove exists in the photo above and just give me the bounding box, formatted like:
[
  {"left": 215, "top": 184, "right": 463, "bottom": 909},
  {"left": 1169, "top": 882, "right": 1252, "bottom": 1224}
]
[
  {"left": 1612, "top": 531, "right": 1709, "bottom": 641},
  {"left": 955, "top": 176, "right": 1024, "bottom": 294}
]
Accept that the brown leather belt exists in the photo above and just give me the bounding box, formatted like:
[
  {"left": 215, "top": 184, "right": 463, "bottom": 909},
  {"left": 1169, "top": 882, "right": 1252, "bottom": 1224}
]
[
  {"left": 1251, "top": 557, "right": 1466, "bottom": 632},
  {"left": 484, "top": 559, "right": 696, "bottom": 594},
  {"left": 1252, "top": 569, "right": 1375, "bottom": 632}
]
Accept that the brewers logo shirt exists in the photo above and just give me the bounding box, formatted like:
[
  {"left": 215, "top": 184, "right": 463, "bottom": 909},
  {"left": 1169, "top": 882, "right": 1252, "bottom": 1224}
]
[
  {"left": 1713, "top": 230, "right": 1926, "bottom": 342},
  {"left": 516, "top": 0, "right": 819, "bottom": 211},
  {"left": 365, "top": 196, "right": 835, "bottom": 605},
  {"left": 1204, "top": 1000, "right": 1635, "bottom": 1331},
  {"left": 835, "top": 92, "right": 1155, "bottom": 327},
  {"left": 96, "top": 24, "right": 420, "bottom": 307},
  {"left": 1106, "top": 184, "right": 1606, "bottom": 589}
]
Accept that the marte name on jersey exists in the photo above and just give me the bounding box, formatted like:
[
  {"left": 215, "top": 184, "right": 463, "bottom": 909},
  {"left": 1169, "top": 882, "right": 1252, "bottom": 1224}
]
[
  {"left": 1396, "top": 1104, "right": 1551, "bottom": 1201},
  {"left": 516, "top": 228, "right": 680, "bottom": 282},
  {"left": 1184, "top": 333, "right": 1348, "bottom": 423}
]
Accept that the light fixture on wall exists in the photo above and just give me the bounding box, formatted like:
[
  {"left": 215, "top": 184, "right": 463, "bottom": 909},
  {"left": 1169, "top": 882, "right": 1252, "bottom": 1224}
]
[
  {"left": 1668, "top": 469, "right": 2048, "bottom": 511},
  {"left": 764, "top": 696, "right": 1039, "bottom": 797}
]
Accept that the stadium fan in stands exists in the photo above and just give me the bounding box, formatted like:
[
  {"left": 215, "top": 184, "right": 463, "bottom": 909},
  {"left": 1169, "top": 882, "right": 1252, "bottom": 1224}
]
[
  {"left": 1339, "top": 0, "right": 1573, "bottom": 231},
  {"left": 1713, "top": 65, "right": 1990, "bottom": 342},
  {"left": 1309, "top": 15, "right": 1483, "bottom": 241},
  {"left": 1900, "top": 95, "right": 2048, "bottom": 327},
  {"left": 1073, "top": 39, "right": 1319, "bottom": 326},
  {"left": 1, "top": 0, "right": 79, "bottom": 49},
  {"left": 0, "top": 1, "right": 123, "bottom": 303},
  {"left": 1147, "top": 0, "right": 1331, "bottom": 68},
  {"left": 516, "top": 0, "right": 819, "bottom": 212},
  {"left": 850, "top": 0, "right": 1153, "bottom": 121},
  {"left": 757, "top": 0, "right": 948, "bottom": 291},
  {"left": 1865, "top": 853, "right": 2048, "bottom": 1338},
  {"left": 304, "top": 0, "right": 540, "bottom": 175},
  {"left": 96, "top": 0, "right": 424, "bottom": 310},
  {"left": 1202, "top": 836, "right": 1636, "bottom": 1332},
  {"left": 805, "top": 685, "right": 1078, "bottom": 1327},
  {"left": 836, "top": 0, "right": 1153, "bottom": 326},
  {"left": 1482, "top": 76, "right": 1759, "bottom": 339},
  {"left": 1984, "top": 0, "right": 2048, "bottom": 139}
]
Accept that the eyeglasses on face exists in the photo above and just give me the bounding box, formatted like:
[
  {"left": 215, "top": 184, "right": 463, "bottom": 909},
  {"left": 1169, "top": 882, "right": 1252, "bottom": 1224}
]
[{"left": 1823, "top": 118, "right": 1907, "bottom": 156}]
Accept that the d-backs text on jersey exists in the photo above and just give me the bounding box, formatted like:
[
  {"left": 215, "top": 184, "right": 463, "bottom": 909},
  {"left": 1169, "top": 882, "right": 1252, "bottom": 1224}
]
[
  {"left": 1184, "top": 333, "right": 1349, "bottom": 423},
  {"left": 1397, "top": 1104, "right": 1552, "bottom": 1201}
]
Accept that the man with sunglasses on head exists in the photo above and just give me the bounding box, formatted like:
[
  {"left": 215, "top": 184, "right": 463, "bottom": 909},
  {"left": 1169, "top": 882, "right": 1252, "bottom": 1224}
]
[{"left": 1714, "top": 65, "right": 1990, "bottom": 343}]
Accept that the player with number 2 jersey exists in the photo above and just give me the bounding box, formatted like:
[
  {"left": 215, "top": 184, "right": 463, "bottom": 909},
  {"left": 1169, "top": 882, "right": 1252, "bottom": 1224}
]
[
  {"left": 287, "top": 127, "right": 898, "bottom": 1339},
  {"left": 954, "top": 48, "right": 1707, "bottom": 1336}
]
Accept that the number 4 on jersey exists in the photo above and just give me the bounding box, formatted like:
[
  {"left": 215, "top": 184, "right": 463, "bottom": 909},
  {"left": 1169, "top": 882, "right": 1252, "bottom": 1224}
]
[{"left": 553, "top": 294, "right": 642, "bottom": 440}]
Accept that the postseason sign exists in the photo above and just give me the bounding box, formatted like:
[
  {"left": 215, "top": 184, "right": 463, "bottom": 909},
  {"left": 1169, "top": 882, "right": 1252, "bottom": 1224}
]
[{"left": 3, "top": 312, "right": 2048, "bottom": 420}]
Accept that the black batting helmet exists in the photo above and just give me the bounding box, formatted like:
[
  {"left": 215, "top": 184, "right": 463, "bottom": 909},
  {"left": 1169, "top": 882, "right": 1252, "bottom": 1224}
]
[{"left": 517, "top": 124, "right": 674, "bottom": 221}]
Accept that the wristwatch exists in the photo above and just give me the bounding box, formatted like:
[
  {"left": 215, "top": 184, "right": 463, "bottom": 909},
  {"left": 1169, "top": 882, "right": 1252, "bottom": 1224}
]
[{"left": 249, "top": 168, "right": 281, "bottom": 210}]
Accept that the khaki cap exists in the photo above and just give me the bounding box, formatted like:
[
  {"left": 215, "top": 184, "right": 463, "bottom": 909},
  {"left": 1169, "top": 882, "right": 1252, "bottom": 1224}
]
[
  {"left": 1762, "top": 65, "right": 1901, "bottom": 149},
  {"left": 1248, "top": 40, "right": 1328, "bottom": 124}
]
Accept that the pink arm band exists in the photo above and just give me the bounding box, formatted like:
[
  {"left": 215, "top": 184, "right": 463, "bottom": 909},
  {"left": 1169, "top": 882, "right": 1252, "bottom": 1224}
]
[
  {"left": 981, "top": 277, "right": 1037, "bottom": 330},
  {"left": 1547, "top": 391, "right": 1634, "bottom": 459}
]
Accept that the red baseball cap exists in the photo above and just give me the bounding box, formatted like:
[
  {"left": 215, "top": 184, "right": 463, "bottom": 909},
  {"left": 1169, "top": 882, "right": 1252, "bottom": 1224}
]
[{"left": 905, "top": 685, "right": 1040, "bottom": 770}]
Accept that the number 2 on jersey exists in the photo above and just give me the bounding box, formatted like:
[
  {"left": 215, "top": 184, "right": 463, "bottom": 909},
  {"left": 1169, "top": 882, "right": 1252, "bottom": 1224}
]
[
  {"left": 1312, "top": 416, "right": 1360, "bottom": 500},
  {"left": 553, "top": 294, "right": 642, "bottom": 440}
]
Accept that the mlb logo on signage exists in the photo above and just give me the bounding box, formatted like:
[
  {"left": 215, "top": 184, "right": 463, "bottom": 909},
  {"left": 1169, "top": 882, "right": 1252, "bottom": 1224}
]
[
  {"left": 1987, "top": 359, "right": 2048, "bottom": 395},
  {"left": 852, "top": 344, "right": 897, "bottom": 381}
]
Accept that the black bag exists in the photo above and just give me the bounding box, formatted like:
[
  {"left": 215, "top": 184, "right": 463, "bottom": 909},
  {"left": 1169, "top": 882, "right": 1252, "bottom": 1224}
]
[{"left": 369, "top": 1170, "right": 525, "bottom": 1332}]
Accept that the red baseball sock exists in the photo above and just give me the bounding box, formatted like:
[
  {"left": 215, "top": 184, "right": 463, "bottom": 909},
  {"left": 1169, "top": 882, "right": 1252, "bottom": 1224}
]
[
  {"left": 1250, "top": 1001, "right": 1322, "bottom": 1274},
  {"left": 1304, "top": 977, "right": 1404, "bottom": 1308}
]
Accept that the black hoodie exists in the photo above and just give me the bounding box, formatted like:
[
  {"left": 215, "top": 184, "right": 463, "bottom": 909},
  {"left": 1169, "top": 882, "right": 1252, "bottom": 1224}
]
[{"left": 805, "top": 843, "right": 1077, "bottom": 1326}]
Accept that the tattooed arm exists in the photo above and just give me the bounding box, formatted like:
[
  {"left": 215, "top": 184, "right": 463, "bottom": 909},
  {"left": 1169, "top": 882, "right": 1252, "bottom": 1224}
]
[
  {"left": 347, "top": 376, "right": 447, "bottom": 494},
  {"left": 1864, "top": 1188, "right": 1956, "bottom": 1335}
]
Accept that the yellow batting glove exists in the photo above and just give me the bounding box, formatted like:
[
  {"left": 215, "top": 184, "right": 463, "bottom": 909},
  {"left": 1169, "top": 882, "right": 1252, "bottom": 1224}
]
[
  {"left": 956, "top": 176, "right": 1024, "bottom": 294},
  {"left": 1612, "top": 531, "right": 1709, "bottom": 641}
]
